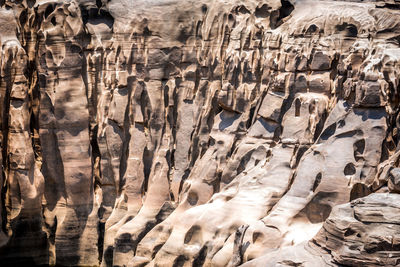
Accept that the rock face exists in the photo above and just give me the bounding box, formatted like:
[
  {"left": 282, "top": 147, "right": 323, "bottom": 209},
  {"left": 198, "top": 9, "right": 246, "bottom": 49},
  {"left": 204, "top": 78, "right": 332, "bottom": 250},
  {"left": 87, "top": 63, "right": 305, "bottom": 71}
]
[
  {"left": 0, "top": 0, "right": 400, "bottom": 266},
  {"left": 243, "top": 193, "right": 400, "bottom": 266}
]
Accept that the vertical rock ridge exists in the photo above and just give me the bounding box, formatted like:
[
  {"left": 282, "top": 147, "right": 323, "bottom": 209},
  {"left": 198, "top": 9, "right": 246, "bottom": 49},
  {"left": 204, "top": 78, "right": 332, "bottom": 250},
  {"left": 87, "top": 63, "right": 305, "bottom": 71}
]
[{"left": 1, "top": 0, "right": 400, "bottom": 266}]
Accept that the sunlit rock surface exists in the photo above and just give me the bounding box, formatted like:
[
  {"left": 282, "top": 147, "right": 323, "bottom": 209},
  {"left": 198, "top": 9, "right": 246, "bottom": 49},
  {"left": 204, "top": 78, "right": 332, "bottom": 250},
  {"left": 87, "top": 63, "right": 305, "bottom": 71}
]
[{"left": 1, "top": 0, "right": 400, "bottom": 266}]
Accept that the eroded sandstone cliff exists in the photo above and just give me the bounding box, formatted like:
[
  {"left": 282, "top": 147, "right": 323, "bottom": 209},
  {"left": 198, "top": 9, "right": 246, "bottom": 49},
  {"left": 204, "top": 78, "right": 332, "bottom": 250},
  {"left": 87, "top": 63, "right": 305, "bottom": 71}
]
[{"left": 0, "top": 0, "right": 400, "bottom": 266}]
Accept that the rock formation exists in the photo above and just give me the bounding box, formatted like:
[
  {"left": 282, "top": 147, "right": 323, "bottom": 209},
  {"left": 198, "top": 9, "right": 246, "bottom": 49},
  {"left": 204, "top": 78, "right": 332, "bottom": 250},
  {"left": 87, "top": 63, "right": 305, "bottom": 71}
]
[{"left": 1, "top": 0, "right": 400, "bottom": 266}]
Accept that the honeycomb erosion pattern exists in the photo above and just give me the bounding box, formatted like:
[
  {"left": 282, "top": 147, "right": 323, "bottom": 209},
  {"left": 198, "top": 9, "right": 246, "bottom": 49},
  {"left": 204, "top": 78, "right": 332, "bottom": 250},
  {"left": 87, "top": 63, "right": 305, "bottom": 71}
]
[{"left": 1, "top": 0, "right": 400, "bottom": 266}]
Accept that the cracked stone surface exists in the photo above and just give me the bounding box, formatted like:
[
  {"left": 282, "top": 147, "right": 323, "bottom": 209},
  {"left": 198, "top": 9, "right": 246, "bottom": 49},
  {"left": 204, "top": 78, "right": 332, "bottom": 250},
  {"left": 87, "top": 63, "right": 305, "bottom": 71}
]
[{"left": 1, "top": 0, "right": 400, "bottom": 266}]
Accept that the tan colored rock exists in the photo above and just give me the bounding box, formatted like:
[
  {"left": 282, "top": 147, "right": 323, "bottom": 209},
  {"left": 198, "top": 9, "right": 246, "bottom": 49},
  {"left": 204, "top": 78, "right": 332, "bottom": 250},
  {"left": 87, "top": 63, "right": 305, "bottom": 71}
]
[{"left": 1, "top": 0, "right": 400, "bottom": 266}]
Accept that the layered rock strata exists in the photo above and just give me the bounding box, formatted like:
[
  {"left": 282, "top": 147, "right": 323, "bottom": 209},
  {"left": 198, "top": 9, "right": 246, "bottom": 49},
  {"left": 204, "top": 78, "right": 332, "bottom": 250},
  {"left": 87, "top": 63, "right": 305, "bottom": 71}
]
[{"left": 0, "top": 0, "right": 400, "bottom": 266}]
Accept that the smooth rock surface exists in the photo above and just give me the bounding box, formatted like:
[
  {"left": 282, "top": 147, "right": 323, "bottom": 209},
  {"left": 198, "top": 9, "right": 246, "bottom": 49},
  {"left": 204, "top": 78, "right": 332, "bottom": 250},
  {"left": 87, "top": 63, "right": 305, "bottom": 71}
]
[
  {"left": 244, "top": 193, "right": 400, "bottom": 266},
  {"left": 0, "top": 0, "right": 400, "bottom": 266}
]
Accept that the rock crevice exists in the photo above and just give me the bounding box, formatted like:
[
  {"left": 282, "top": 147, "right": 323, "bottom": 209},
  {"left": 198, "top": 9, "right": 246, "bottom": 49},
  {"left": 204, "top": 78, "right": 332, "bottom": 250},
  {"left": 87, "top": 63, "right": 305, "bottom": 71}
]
[{"left": 0, "top": 0, "right": 400, "bottom": 266}]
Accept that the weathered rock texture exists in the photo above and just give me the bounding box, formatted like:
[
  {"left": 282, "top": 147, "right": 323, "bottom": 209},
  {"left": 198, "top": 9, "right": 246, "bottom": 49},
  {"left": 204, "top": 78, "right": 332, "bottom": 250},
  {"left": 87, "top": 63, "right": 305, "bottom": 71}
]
[{"left": 1, "top": 0, "right": 400, "bottom": 266}]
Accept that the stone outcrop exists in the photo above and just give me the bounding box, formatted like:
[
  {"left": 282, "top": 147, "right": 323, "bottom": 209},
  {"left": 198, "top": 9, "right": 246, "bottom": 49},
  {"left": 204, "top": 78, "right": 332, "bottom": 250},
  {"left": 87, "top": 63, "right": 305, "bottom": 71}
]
[
  {"left": 243, "top": 193, "right": 400, "bottom": 266},
  {"left": 0, "top": 0, "right": 400, "bottom": 266}
]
